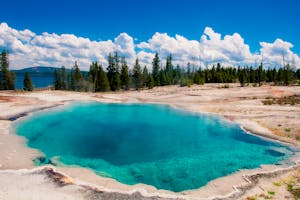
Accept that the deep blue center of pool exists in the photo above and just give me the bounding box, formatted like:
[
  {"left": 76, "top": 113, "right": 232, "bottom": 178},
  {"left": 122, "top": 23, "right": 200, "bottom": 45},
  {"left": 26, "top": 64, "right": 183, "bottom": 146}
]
[{"left": 14, "top": 102, "right": 293, "bottom": 192}]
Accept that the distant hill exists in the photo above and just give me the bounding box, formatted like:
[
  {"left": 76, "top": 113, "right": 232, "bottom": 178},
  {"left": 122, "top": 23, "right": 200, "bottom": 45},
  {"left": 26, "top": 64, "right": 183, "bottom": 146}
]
[
  {"left": 13, "top": 66, "right": 87, "bottom": 74},
  {"left": 12, "top": 66, "right": 60, "bottom": 74}
]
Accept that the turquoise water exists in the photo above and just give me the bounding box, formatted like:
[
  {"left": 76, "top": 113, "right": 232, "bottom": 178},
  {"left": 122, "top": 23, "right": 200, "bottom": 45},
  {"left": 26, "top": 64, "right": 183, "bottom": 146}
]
[{"left": 14, "top": 102, "right": 294, "bottom": 192}]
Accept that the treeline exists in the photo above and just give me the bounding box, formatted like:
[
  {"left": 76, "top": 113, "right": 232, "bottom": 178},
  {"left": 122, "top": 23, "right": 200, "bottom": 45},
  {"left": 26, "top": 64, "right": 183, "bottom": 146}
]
[
  {"left": 54, "top": 52, "right": 300, "bottom": 91},
  {"left": 54, "top": 52, "right": 156, "bottom": 91},
  {"left": 237, "top": 64, "right": 300, "bottom": 86},
  {"left": 1, "top": 49, "right": 300, "bottom": 92}
]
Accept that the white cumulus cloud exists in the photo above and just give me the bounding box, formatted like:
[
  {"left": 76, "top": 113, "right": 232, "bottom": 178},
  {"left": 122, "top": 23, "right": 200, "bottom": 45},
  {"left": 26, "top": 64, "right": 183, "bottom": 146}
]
[
  {"left": 0, "top": 23, "right": 137, "bottom": 70},
  {"left": 138, "top": 27, "right": 256, "bottom": 67},
  {"left": 0, "top": 22, "right": 299, "bottom": 70},
  {"left": 260, "top": 39, "right": 300, "bottom": 68}
]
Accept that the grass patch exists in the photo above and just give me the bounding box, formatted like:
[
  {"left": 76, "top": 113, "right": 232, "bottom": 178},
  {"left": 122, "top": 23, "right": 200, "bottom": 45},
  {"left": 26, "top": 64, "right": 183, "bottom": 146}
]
[
  {"left": 246, "top": 197, "right": 258, "bottom": 200},
  {"left": 257, "top": 193, "right": 272, "bottom": 199},
  {"left": 262, "top": 100, "right": 273, "bottom": 105},
  {"left": 273, "top": 181, "right": 282, "bottom": 186},
  {"left": 262, "top": 95, "right": 300, "bottom": 106},
  {"left": 287, "top": 183, "right": 300, "bottom": 199},
  {"left": 285, "top": 128, "right": 291, "bottom": 132},
  {"left": 219, "top": 84, "right": 230, "bottom": 89},
  {"left": 268, "top": 191, "right": 275, "bottom": 195},
  {"left": 287, "top": 183, "right": 293, "bottom": 191}
]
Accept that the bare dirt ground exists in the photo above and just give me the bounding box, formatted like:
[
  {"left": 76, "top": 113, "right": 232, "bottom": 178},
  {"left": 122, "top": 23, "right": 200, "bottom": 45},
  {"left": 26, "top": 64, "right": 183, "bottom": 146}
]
[{"left": 0, "top": 83, "right": 300, "bottom": 200}]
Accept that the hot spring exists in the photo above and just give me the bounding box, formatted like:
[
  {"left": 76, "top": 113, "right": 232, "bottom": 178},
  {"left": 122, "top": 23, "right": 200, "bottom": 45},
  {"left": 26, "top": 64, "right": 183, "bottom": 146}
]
[{"left": 14, "top": 102, "right": 294, "bottom": 192}]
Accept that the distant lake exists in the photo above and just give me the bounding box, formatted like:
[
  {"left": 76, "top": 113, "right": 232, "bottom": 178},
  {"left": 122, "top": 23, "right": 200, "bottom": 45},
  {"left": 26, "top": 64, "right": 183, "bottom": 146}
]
[{"left": 14, "top": 73, "right": 54, "bottom": 89}]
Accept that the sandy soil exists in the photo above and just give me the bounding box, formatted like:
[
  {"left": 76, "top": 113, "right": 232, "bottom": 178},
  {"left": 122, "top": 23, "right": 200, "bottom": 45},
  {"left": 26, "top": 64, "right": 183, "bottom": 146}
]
[{"left": 0, "top": 83, "right": 300, "bottom": 200}]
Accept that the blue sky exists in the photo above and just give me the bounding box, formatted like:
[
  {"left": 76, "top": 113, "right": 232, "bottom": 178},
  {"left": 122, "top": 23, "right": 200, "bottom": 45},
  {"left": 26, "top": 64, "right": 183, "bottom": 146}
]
[
  {"left": 0, "top": 0, "right": 299, "bottom": 69},
  {"left": 1, "top": 0, "right": 299, "bottom": 52}
]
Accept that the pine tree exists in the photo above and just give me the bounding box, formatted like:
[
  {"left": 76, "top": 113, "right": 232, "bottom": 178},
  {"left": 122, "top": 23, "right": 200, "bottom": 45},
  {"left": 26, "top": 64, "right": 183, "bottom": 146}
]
[
  {"left": 248, "top": 67, "right": 253, "bottom": 83},
  {"left": 143, "top": 66, "right": 154, "bottom": 89},
  {"left": 283, "top": 64, "right": 292, "bottom": 85},
  {"left": 133, "top": 58, "right": 143, "bottom": 90},
  {"left": 70, "top": 61, "right": 84, "bottom": 91},
  {"left": 107, "top": 53, "right": 115, "bottom": 89},
  {"left": 180, "top": 74, "right": 191, "bottom": 87},
  {"left": 120, "top": 57, "right": 130, "bottom": 90},
  {"left": 257, "top": 63, "right": 264, "bottom": 85},
  {"left": 152, "top": 53, "right": 160, "bottom": 86},
  {"left": 276, "top": 68, "right": 284, "bottom": 85},
  {"left": 142, "top": 66, "right": 149, "bottom": 87},
  {"left": 271, "top": 68, "right": 277, "bottom": 83},
  {"left": 107, "top": 52, "right": 121, "bottom": 91},
  {"left": 211, "top": 65, "right": 216, "bottom": 83},
  {"left": 146, "top": 74, "right": 154, "bottom": 89},
  {"left": 194, "top": 70, "right": 205, "bottom": 85},
  {"left": 194, "top": 71, "right": 201, "bottom": 84},
  {"left": 296, "top": 69, "right": 300, "bottom": 81},
  {"left": 0, "top": 50, "right": 15, "bottom": 90},
  {"left": 23, "top": 72, "right": 34, "bottom": 91},
  {"left": 54, "top": 69, "right": 62, "bottom": 90},
  {"left": 61, "top": 66, "right": 67, "bottom": 90},
  {"left": 266, "top": 68, "right": 272, "bottom": 82},
  {"left": 187, "top": 62, "right": 191, "bottom": 79},
  {"left": 88, "top": 62, "right": 100, "bottom": 92},
  {"left": 54, "top": 66, "right": 68, "bottom": 90},
  {"left": 238, "top": 68, "right": 247, "bottom": 87},
  {"left": 215, "top": 63, "right": 223, "bottom": 83},
  {"left": 165, "top": 54, "right": 173, "bottom": 84},
  {"left": 173, "top": 64, "right": 181, "bottom": 84},
  {"left": 159, "top": 70, "right": 168, "bottom": 86},
  {"left": 97, "top": 64, "right": 110, "bottom": 92}
]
